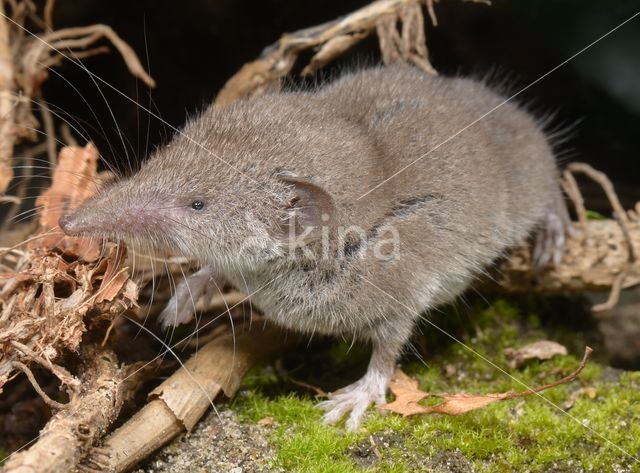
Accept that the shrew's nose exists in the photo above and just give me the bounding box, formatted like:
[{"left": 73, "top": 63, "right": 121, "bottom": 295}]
[{"left": 58, "top": 213, "right": 77, "bottom": 235}]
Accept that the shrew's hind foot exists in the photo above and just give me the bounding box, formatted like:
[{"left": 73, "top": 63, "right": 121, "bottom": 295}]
[
  {"left": 318, "top": 373, "right": 388, "bottom": 432},
  {"left": 317, "top": 338, "right": 398, "bottom": 431},
  {"left": 532, "top": 192, "right": 574, "bottom": 267}
]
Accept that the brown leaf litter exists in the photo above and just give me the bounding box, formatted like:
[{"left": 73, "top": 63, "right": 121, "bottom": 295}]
[
  {"left": 0, "top": 144, "right": 138, "bottom": 394},
  {"left": 380, "top": 347, "right": 592, "bottom": 417},
  {"left": 504, "top": 340, "right": 568, "bottom": 369}
]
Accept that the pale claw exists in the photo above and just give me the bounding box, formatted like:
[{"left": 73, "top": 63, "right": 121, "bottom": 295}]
[
  {"left": 158, "top": 266, "right": 218, "bottom": 329},
  {"left": 317, "top": 374, "right": 387, "bottom": 432}
]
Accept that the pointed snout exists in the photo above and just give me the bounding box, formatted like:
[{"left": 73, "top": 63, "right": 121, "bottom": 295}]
[
  {"left": 57, "top": 189, "right": 167, "bottom": 239},
  {"left": 58, "top": 201, "right": 107, "bottom": 236},
  {"left": 58, "top": 211, "right": 84, "bottom": 236}
]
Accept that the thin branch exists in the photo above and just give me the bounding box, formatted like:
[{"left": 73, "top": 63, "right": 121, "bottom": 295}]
[
  {"left": 1, "top": 345, "right": 137, "bottom": 473},
  {"left": 592, "top": 269, "right": 628, "bottom": 313},
  {"left": 215, "top": 0, "right": 488, "bottom": 105},
  {"left": 12, "top": 360, "right": 67, "bottom": 410},
  {"left": 38, "top": 25, "right": 155, "bottom": 88},
  {"left": 562, "top": 168, "right": 587, "bottom": 230},
  {"left": 44, "top": 0, "right": 56, "bottom": 31},
  {"left": 567, "top": 162, "right": 637, "bottom": 262},
  {"left": 0, "top": 2, "right": 17, "bottom": 193},
  {"left": 84, "top": 325, "right": 297, "bottom": 473},
  {"left": 10, "top": 340, "right": 80, "bottom": 392},
  {"left": 60, "top": 122, "right": 78, "bottom": 147},
  {"left": 37, "top": 97, "right": 57, "bottom": 167}
]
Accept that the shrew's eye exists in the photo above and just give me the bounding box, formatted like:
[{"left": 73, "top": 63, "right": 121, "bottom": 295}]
[{"left": 191, "top": 200, "right": 205, "bottom": 210}]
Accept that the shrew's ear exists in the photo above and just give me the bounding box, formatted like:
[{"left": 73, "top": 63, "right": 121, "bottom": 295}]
[{"left": 278, "top": 174, "right": 335, "bottom": 242}]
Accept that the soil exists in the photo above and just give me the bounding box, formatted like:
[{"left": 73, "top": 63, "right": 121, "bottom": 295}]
[{"left": 135, "top": 409, "right": 284, "bottom": 473}]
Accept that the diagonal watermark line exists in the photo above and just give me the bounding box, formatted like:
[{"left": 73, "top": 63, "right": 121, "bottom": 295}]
[
  {"left": 360, "top": 275, "right": 640, "bottom": 463},
  {"left": 356, "top": 10, "right": 640, "bottom": 201},
  {"left": 0, "top": 13, "right": 287, "bottom": 205}
]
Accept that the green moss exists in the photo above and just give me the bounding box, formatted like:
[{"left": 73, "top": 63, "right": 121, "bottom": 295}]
[
  {"left": 232, "top": 299, "right": 640, "bottom": 472},
  {"left": 236, "top": 394, "right": 360, "bottom": 472},
  {"left": 585, "top": 209, "right": 607, "bottom": 220}
]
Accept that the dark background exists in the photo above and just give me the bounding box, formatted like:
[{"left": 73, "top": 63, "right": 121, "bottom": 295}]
[{"left": 39, "top": 0, "right": 640, "bottom": 209}]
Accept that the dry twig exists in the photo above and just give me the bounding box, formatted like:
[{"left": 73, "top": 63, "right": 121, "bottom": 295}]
[
  {"left": 82, "top": 325, "right": 296, "bottom": 473},
  {"left": 215, "top": 0, "right": 489, "bottom": 106},
  {"left": 0, "top": 3, "right": 17, "bottom": 193},
  {"left": 0, "top": 1, "right": 154, "bottom": 196},
  {"left": 11, "top": 360, "right": 66, "bottom": 410},
  {"left": 491, "top": 162, "right": 640, "bottom": 312},
  {"left": 1, "top": 345, "right": 140, "bottom": 473},
  {"left": 566, "top": 162, "right": 637, "bottom": 262}
]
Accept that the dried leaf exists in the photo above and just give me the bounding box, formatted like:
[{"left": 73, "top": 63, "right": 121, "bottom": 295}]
[
  {"left": 380, "top": 347, "right": 592, "bottom": 417},
  {"left": 96, "top": 244, "right": 129, "bottom": 303},
  {"left": 31, "top": 143, "right": 102, "bottom": 261},
  {"left": 96, "top": 269, "right": 129, "bottom": 303},
  {"left": 422, "top": 392, "right": 508, "bottom": 415},
  {"left": 379, "top": 370, "right": 430, "bottom": 416},
  {"left": 504, "top": 340, "right": 568, "bottom": 369},
  {"left": 257, "top": 417, "right": 274, "bottom": 427},
  {"left": 563, "top": 386, "right": 597, "bottom": 410}
]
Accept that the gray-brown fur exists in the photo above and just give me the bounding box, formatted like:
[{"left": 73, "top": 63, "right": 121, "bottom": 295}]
[{"left": 59, "top": 64, "right": 571, "bottom": 430}]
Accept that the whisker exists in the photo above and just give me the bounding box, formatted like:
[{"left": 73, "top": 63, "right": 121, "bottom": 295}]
[
  {"left": 57, "top": 48, "right": 133, "bottom": 177},
  {"left": 176, "top": 264, "right": 199, "bottom": 351},
  {"left": 43, "top": 67, "right": 125, "bottom": 177},
  {"left": 3, "top": 15, "right": 287, "bottom": 208},
  {"left": 141, "top": 16, "right": 153, "bottom": 162},
  {"left": 121, "top": 273, "right": 284, "bottom": 385}
]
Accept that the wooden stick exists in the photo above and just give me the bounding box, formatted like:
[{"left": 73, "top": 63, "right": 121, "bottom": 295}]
[
  {"left": 567, "top": 162, "right": 637, "bottom": 261},
  {"left": 1, "top": 345, "right": 133, "bottom": 473},
  {"left": 0, "top": 3, "right": 17, "bottom": 193},
  {"left": 83, "top": 325, "right": 296, "bottom": 473},
  {"left": 215, "top": 0, "right": 488, "bottom": 106},
  {"left": 490, "top": 219, "right": 640, "bottom": 295}
]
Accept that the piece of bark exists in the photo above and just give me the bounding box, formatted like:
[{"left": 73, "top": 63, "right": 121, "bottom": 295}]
[
  {"left": 0, "top": 345, "right": 135, "bottom": 473},
  {"left": 32, "top": 143, "right": 103, "bottom": 261},
  {"left": 83, "top": 325, "right": 296, "bottom": 473},
  {"left": 0, "top": 4, "right": 16, "bottom": 193},
  {"left": 489, "top": 220, "right": 640, "bottom": 295},
  {"left": 504, "top": 340, "right": 568, "bottom": 369}
]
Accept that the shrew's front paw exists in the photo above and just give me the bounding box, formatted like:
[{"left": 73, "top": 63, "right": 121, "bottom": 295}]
[{"left": 158, "top": 266, "right": 218, "bottom": 329}]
